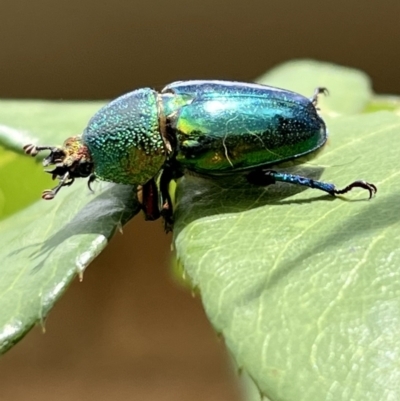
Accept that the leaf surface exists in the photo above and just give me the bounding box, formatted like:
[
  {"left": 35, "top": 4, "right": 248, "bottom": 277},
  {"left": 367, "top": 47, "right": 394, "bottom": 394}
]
[{"left": 175, "top": 62, "right": 400, "bottom": 400}]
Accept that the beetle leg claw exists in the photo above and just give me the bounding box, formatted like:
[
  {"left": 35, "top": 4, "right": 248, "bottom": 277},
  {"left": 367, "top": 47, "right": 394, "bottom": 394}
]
[{"left": 333, "top": 180, "right": 377, "bottom": 199}]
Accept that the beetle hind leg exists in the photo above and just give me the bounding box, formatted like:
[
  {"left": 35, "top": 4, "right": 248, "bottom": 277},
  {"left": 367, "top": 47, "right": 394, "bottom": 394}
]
[
  {"left": 247, "top": 169, "right": 377, "bottom": 199},
  {"left": 310, "top": 87, "right": 329, "bottom": 107}
]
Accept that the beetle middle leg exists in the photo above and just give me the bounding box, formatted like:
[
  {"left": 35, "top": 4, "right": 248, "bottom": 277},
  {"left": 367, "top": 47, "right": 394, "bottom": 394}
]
[
  {"left": 247, "top": 169, "right": 377, "bottom": 199},
  {"left": 139, "top": 165, "right": 177, "bottom": 232},
  {"left": 310, "top": 87, "right": 329, "bottom": 107}
]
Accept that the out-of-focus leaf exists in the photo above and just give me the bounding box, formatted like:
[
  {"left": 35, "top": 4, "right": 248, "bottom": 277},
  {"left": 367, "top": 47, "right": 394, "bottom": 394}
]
[{"left": 0, "top": 181, "right": 139, "bottom": 353}]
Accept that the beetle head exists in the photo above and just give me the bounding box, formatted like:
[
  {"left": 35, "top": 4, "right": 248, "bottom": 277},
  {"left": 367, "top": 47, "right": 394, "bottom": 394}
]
[{"left": 23, "top": 136, "right": 94, "bottom": 199}]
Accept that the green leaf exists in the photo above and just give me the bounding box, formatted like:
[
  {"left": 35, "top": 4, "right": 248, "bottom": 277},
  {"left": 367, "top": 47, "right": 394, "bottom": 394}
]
[
  {"left": 257, "top": 60, "right": 372, "bottom": 115},
  {"left": 0, "top": 147, "right": 52, "bottom": 218},
  {"left": 0, "top": 181, "right": 139, "bottom": 353},
  {"left": 174, "top": 63, "right": 400, "bottom": 400},
  {"left": 364, "top": 95, "right": 400, "bottom": 113}
]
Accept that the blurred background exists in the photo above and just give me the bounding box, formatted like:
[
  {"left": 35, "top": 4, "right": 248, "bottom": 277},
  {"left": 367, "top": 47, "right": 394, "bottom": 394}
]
[{"left": 0, "top": 0, "right": 399, "bottom": 400}]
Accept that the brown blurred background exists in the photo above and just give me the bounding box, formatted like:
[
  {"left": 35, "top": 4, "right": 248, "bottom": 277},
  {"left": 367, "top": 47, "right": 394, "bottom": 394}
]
[{"left": 0, "top": 1, "right": 399, "bottom": 400}]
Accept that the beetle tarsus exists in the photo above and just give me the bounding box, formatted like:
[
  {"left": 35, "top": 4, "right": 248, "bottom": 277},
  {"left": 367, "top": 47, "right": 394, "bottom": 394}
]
[
  {"left": 332, "top": 180, "right": 377, "bottom": 199},
  {"left": 311, "top": 87, "right": 329, "bottom": 107}
]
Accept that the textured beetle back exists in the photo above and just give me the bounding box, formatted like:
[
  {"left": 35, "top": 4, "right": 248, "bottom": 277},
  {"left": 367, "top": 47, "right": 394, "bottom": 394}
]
[
  {"left": 83, "top": 88, "right": 166, "bottom": 185},
  {"left": 163, "top": 80, "right": 327, "bottom": 174}
]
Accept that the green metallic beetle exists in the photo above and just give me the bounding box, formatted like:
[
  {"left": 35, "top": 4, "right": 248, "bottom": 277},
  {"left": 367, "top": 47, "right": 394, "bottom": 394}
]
[{"left": 24, "top": 80, "right": 376, "bottom": 227}]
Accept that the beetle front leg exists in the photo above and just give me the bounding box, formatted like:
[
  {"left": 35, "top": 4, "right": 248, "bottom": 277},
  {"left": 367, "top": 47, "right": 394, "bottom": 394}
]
[
  {"left": 247, "top": 170, "right": 377, "bottom": 199},
  {"left": 87, "top": 174, "right": 97, "bottom": 192},
  {"left": 42, "top": 172, "right": 74, "bottom": 200}
]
